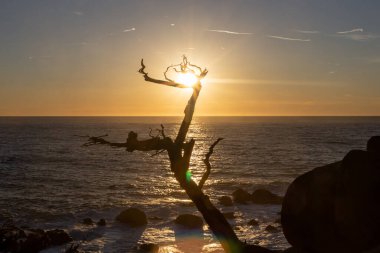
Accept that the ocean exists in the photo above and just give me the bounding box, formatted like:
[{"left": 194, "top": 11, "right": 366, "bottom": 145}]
[{"left": 1, "top": 116, "right": 379, "bottom": 253}]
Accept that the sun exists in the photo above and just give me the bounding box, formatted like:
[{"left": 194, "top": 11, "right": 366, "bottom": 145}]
[{"left": 175, "top": 72, "right": 199, "bottom": 88}]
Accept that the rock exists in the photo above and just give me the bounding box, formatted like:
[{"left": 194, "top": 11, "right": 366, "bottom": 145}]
[
  {"left": 116, "top": 208, "right": 147, "bottom": 227},
  {"left": 138, "top": 243, "right": 159, "bottom": 252},
  {"left": 282, "top": 137, "right": 380, "bottom": 253},
  {"left": 0, "top": 226, "right": 50, "bottom": 253},
  {"left": 97, "top": 219, "right": 106, "bottom": 226},
  {"left": 46, "top": 229, "right": 72, "bottom": 245},
  {"left": 251, "top": 189, "right": 283, "bottom": 205},
  {"left": 218, "top": 196, "right": 233, "bottom": 206},
  {"left": 174, "top": 214, "right": 203, "bottom": 229},
  {"left": 0, "top": 226, "right": 72, "bottom": 253},
  {"left": 223, "top": 212, "right": 235, "bottom": 219},
  {"left": 265, "top": 225, "right": 278, "bottom": 233},
  {"left": 367, "top": 136, "right": 380, "bottom": 153},
  {"left": 82, "top": 218, "right": 94, "bottom": 225},
  {"left": 247, "top": 219, "right": 259, "bottom": 226},
  {"left": 232, "top": 188, "right": 251, "bottom": 204}
]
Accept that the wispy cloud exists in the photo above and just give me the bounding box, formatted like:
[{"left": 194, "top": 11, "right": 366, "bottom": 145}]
[
  {"left": 207, "top": 29, "right": 252, "bottom": 35},
  {"left": 337, "top": 28, "right": 364, "bottom": 34},
  {"left": 295, "top": 30, "right": 320, "bottom": 34},
  {"left": 123, "top": 28, "right": 136, "bottom": 32},
  {"left": 73, "top": 11, "right": 83, "bottom": 16},
  {"left": 267, "top": 35, "right": 311, "bottom": 42},
  {"left": 337, "top": 33, "right": 379, "bottom": 41}
]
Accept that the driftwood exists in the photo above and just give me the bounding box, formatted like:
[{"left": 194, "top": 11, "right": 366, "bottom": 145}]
[{"left": 84, "top": 56, "right": 275, "bottom": 253}]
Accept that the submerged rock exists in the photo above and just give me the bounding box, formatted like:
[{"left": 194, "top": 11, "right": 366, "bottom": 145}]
[
  {"left": 251, "top": 189, "right": 283, "bottom": 205},
  {"left": 282, "top": 136, "right": 380, "bottom": 253},
  {"left": 96, "top": 219, "right": 106, "bottom": 226},
  {"left": 218, "top": 196, "right": 233, "bottom": 206},
  {"left": 265, "top": 225, "right": 279, "bottom": 233},
  {"left": 248, "top": 219, "right": 259, "bottom": 226},
  {"left": 116, "top": 208, "right": 147, "bottom": 227},
  {"left": 138, "top": 243, "right": 159, "bottom": 252},
  {"left": 82, "top": 218, "right": 94, "bottom": 225},
  {"left": 232, "top": 188, "right": 251, "bottom": 204},
  {"left": 174, "top": 214, "right": 203, "bottom": 229}
]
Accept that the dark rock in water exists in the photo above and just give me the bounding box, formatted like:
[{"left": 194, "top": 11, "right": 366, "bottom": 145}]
[
  {"left": 251, "top": 189, "right": 283, "bottom": 205},
  {"left": 218, "top": 196, "right": 233, "bottom": 206},
  {"left": 232, "top": 188, "right": 251, "bottom": 204},
  {"left": 0, "top": 226, "right": 71, "bottom": 253},
  {"left": 0, "top": 226, "right": 48, "bottom": 253},
  {"left": 138, "top": 243, "right": 159, "bottom": 252},
  {"left": 282, "top": 136, "right": 380, "bottom": 253},
  {"left": 82, "top": 218, "right": 94, "bottom": 225},
  {"left": 97, "top": 219, "right": 106, "bottom": 226},
  {"left": 223, "top": 212, "right": 235, "bottom": 219},
  {"left": 174, "top": 214, "right": 203, "bottom": 229},
  {"left": 46, "top": 229, "right": 72, "bottom": 245},
  {"left": 275, "top": 218, "right": 281, "bottom": 224},
  {"left": 116, "top": 208, "right": 147, "bottom": 227},
  {"left": 248, "top": 219, "right": 259, "bottom": 226},
  {"left": 265, "top": 225, "right": 278, "bottom": 233}
]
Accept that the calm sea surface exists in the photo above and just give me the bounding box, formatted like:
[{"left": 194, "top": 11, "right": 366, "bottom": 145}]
[{"left": 1, "top": 117, "right": 379, "bottom": 252}]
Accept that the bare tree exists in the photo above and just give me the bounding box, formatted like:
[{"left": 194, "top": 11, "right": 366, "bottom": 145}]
[{"left": 84, "top": 56, "right": 274, "bottom": 253}]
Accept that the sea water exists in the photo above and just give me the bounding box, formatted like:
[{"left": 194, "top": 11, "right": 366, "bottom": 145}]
[{"left": 1, "top": 116, "right": 379, "bottom": 252}]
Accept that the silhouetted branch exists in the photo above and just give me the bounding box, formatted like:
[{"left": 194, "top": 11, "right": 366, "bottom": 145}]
[
  {"left": 82, "top": 135, "right": 128, "bottom": 148},
  {"left": 138, "top": 59, "right": 188, "bottom": 88},
  {"left": 199, "top": 138, "right": 224, "bottom": 189}
]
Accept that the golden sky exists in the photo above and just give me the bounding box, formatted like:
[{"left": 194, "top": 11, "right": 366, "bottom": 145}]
[{"left": 1, "top": 0, "right": 380, "bottom": 116}]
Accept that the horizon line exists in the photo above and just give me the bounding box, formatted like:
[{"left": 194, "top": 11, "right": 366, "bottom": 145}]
[{"left": 1, "top": 115, "right": 380, "bottom": 117}]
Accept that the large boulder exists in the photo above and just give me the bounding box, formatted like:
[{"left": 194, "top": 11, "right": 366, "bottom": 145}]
[
  {"left": 174, "top": 214, "right": 203, "bottom": 229},
  {"left": 281, "top": 136, "right": 380, "bottom": 253},
  {"left": 116, "top": 208, "right": 147, "bottom": 227},
  {"left": 232, "top": 188, "right": 251, "bottom": 204},
  {"left": 251, "top": 189, "right": 283, "bottom": 205},
  {"left": 218, "top": 196, "right": 233, "bottom": 206}
]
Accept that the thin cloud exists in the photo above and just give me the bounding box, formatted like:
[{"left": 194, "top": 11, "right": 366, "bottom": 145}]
[
  {"left": 337, "top": 28, "right": 364, "bottom": 34},
  {"left": 337, "top": 33, "right": 379, "bottom": 41},
  {"left": 207, "top": 29, "right": 252, "bottom": 35},
  {"left": 268, "top": 35, "right": 311, "bottom": 42},
  {"left": 73, "top": 11, "right": 83, "bottom": 16},
  {"left": 123, "top": 28, "right": 136, "bottom": 32},
  {"left": 295, "top": 30, "right": 320, "bottom": 34}
]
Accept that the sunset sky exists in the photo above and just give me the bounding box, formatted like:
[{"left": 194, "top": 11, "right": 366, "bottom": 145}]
[{"left": 1, "top": 0, "right": 380, "bottom": 116}]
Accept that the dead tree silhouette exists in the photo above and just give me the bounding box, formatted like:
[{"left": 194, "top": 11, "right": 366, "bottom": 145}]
[{"left": 84, "top": 56, "right": 275, "bottom": 253}]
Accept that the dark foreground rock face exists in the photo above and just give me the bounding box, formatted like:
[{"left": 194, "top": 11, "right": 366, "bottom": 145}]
[
  {"left": 116, "top": 208, "right": 147, "bottom": 227},
  {"left": 281, "top": 136, "right": 380, "bottom": 253},
  {"left": 174, "top": 214, "right": 203, "bottom": 229},
  {"left": 0, "top": 226, "right": 72, "bottom": 253}
]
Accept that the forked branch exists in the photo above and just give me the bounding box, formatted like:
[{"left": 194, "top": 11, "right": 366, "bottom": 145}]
[{"left": 199, "top": 138, "right": 224, "bottom": 189}]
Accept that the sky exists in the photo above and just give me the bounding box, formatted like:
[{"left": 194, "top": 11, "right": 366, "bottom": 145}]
[{"left": 1, "top": 0, "right": 380, "bottom": 116}]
